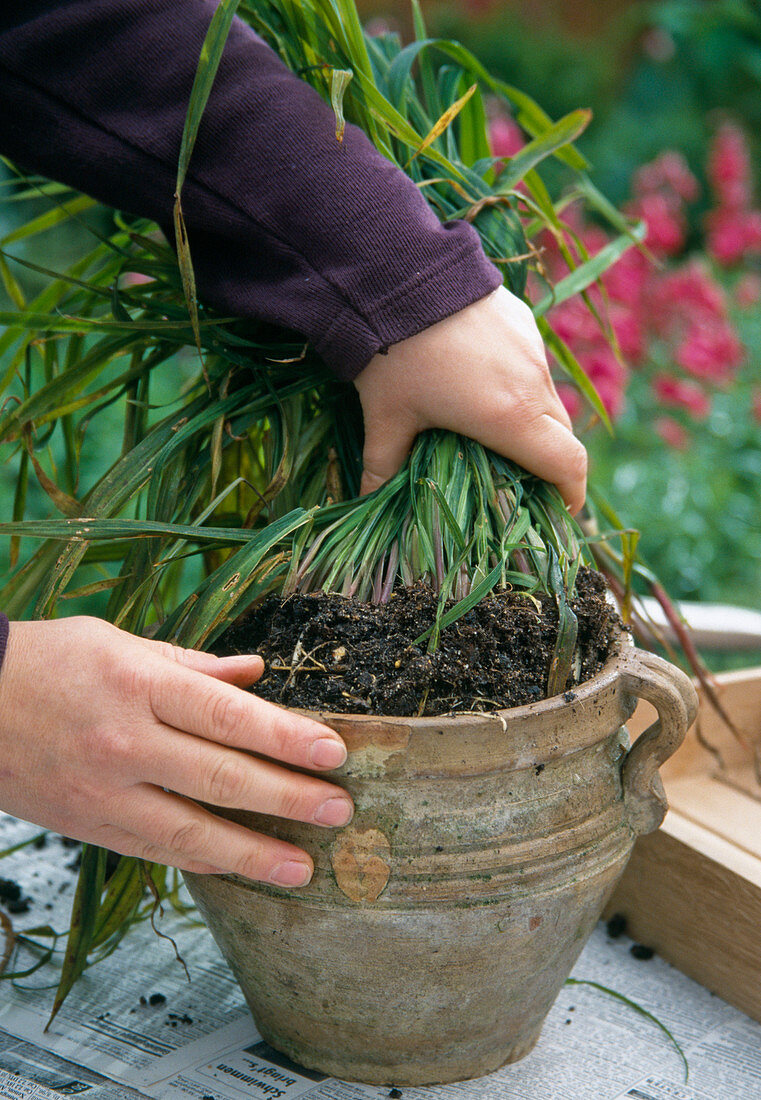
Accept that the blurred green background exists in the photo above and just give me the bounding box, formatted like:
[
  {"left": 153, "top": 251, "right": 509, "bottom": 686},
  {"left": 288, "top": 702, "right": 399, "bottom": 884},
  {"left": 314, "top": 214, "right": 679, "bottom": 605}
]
[{"left": 1, "top": 0, "right": 759, "bottom": 668}]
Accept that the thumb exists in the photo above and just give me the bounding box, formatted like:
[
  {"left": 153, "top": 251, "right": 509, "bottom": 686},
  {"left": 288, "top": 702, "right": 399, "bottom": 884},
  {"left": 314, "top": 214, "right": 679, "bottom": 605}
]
[{"left": 360, "top": 414, "right": 417, "bottom": 496}]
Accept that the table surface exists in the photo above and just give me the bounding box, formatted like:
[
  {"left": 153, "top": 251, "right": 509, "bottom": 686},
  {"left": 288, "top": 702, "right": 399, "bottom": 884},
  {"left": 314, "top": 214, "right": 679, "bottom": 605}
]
[{"left": 1, "top": 821, "right": 761, "bottom": 1100}]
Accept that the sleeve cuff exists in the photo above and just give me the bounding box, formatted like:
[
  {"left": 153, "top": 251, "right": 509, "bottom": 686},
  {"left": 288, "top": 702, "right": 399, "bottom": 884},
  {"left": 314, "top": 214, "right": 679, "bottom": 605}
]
[{"left": 318, "top": 239, "right": 503, "bottom": 380}]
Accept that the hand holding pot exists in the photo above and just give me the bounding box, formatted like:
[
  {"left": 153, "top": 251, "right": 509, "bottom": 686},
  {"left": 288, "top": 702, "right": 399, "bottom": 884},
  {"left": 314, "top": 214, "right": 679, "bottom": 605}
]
[
  {"left": 0, "top": 617, "right": 351, "bottom": 884},
  {"left": 355, "top": 285, "right": 587, "bottom": 514}
]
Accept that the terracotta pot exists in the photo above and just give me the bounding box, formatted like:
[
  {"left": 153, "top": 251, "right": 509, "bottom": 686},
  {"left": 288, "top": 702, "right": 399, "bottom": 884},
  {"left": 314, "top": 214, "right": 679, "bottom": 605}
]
[{"left": 184, "top": 631, "right": 697, "bottom": 1085}]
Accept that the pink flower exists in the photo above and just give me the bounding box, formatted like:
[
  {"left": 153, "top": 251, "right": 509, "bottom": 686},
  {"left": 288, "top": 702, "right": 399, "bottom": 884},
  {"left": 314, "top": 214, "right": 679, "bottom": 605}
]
[
  {"left": 489, "top": 114, "right": 524, "bottom": 159},
  {"left": 558, "top": 202, "right": 585, "bottom": 237},
  {"left": 675, "top": 321, "right": 744, "bottom": 383},
  {"left": 655, "top": 416, "right": 690, "bottom": 450},
  {"left": 661, "top": 151, "right": 700, "bottom": 202},
  {"left": 610, "top": 306, "right": 645, "bottom": 364},
  {"left": 628, "top": 191, "right": 685, "bottom": 256},
  {"left": 549, "top": 257, "right": 646, "bottom": 374},
  {"left": 534, "top": 229, "right": 566, "bottom": 283},
  {"left": 603, "top": 247, "right": 650, "bottom": 308},
  {"left": 578, "top": 224, "right": 610, "bottom": 256},
  {"left": 706, "top": 207, "right": 761, "bottom": 266},
  {"left": 652, "top": 374, "right": 711, "bottom": 419},
  {"left": 593, "top": 379, "right": 626, "bottom": 420},
  {"left": 541, "top": 124, "right": 760, "bottom": 434},
  {"left": 742, "top": 210, "right": 761, "bottom": 246},
  {"left": 735, "top": 272, "right": 761, "bottom": 309},
  {"left": 708, "top": 121, "right": 752, "bottom": 210},
  {"left": 633, "top": 151, "right": 699, "bottom": 203},
  {"left": 549, "top": 297, "right": 602, "bottom": 348},
  {"left": 651, "top": 261, "right": 727, "bottom": 333},
  {"left": 578, "top": 348, "right": 628, "bottom": 419},
  {"left": 581, "top": 347, "right": 628, "bottom": 385},
  {"left": 641, "top": 28, "right": 676, "bottom": 63}
]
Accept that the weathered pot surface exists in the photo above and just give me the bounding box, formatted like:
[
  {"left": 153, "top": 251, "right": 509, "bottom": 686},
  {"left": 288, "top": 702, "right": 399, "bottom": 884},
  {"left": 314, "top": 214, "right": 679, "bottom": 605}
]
[{"left": 184, "top": 630, "right": 698, "bottom": 1085}]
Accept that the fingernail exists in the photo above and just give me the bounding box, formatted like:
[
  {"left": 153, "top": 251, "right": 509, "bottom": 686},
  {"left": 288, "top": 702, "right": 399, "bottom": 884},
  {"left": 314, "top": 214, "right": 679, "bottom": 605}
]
[
  {"left": 309, "top": 737, "right": 347, "bottom": 769},
  {"left": 269, "top": 860, "right": 312, "bottom": 887},
  {"left": 313, "top": 797, "right": 354, "bottom": 827}
]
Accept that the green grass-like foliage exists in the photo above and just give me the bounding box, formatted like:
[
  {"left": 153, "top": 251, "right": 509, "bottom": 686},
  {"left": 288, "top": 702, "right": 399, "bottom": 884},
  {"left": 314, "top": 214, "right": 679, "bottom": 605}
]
[{"left": 0, "top": 0, "right": 641, "bottom": 1011}]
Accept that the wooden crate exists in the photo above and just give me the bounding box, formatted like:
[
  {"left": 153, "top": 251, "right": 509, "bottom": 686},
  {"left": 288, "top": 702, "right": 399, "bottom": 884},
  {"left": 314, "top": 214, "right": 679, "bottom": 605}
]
[{"left": 605, "top": 667, "right": 761, "bottom": 1022}]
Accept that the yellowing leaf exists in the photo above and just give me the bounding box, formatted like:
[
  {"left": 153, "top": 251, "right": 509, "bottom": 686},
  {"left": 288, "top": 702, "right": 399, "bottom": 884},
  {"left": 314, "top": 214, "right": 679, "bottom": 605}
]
[
  {"left": 23, "top": 427, "right": 81, "bottom": 518},
  {"left": 407, "top": 83, "right": 477, "bottom": 165},
  {"left": 172, "top": 194, "right": 201, "bottom": 356}
]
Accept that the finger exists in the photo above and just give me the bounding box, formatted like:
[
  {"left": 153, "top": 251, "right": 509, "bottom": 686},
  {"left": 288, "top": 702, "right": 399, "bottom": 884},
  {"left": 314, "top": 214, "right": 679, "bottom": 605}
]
[
  {"left": 181, "top": 653, "right": 265, "bottom": 687},
  {"left": 147, "top": 665, "right": 347, "bottom": 771},
  {"left": 523, "top": 415, "right": 587, "bottom": 515},
  {"left": 91, "top": 826, "right": 228, "bottom": 875},
  {"left": 359, "top": 414, "right": 417, "bottom": 496},
  {"left": 138, "top": 638, "right": 265, "bottom": 687},
  {"left": 110, "top": 789, "right": 315, "bottom": 885},
  {"left": 137, "top": 726, "right": 354, "bottom": 825},
  {"left": 478, "top": 409, "right": 587, "bottom": 514}
]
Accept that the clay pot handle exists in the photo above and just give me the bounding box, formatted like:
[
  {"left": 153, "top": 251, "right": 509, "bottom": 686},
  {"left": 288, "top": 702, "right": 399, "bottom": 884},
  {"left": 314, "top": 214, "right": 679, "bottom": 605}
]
[{"left": 618, "top": 648, "right": 699, "bottom": 836}]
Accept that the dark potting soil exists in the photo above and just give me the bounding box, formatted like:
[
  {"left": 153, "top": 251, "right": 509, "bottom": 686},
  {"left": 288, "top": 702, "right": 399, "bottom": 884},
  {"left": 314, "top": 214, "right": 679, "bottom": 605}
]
[
  {"left": 0, "top": 876, "right": 31, "bottom": 914},
  {"left": 630, "top": 944, "right": 656, "bottom": 961},
  {"left": 214, "top": 567, "right": 620, "bottom": 717}
]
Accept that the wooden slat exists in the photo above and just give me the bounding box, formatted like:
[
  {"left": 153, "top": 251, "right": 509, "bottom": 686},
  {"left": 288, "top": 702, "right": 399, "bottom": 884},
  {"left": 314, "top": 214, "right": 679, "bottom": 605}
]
[
  {"left": 606, "top": 667, "right": 761, "bottom": 1022},
  {"left": 606, "top": 811, "right": 761, "bottom": 1022},
  {"left": 665, "top": 773, "right": 761, "bottom": 860}
]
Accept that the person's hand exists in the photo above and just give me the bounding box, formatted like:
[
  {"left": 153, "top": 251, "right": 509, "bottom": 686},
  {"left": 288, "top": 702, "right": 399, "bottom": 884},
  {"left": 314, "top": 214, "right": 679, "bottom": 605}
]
[
  {"left": 0, "top": 617, "right": 353, "bottom": 886},
  {"left": 354, "top": 285, "right": 587, "bottom": 514}
]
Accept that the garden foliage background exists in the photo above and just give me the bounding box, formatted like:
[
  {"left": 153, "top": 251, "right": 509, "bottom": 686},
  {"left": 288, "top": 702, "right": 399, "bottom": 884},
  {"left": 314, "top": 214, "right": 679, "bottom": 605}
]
[{"left": 1, "top": 0, "right": 759, "bottom": 667}]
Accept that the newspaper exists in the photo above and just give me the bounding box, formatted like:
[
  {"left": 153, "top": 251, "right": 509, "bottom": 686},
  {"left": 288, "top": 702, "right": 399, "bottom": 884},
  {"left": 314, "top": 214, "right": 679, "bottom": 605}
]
[
  {"left": 0, "top": 1028, "right": 144, "bottom": 1098},
  {"left": 1, "top": 812, "right": 761, "bottom": 1100}
]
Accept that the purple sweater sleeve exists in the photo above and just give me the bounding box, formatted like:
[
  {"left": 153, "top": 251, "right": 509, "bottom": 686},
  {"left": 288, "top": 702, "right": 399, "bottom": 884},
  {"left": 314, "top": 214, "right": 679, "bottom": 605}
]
[{"left": 0, "top": 1, "right": 502, "bottom": 380}]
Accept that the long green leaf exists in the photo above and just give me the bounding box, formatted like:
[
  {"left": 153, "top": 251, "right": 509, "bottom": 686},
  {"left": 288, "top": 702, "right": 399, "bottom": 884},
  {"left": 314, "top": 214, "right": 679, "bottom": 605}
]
[
  {"left": 387, "top": 38, "right": 589, "bottom": 171},
  {"left": 91, "top": 858, "right": 145, "bottom": 948},
  {"left": 1, "top": 195, "right": 96, "bottom": 246},
  {"left": 565, "top": 979, "right": 689, "bottom": 1081},
  {"left": 537, "top": 317, "right": 612, "bottom": 431},
  {"left": 546, "top": 550, "right": 579, "bottom": 697},
  {"left": 176, "top": 0, "right": 242, "bottom": 192},
  {"left": 496, "top": 109, "right": 591, "bottom": 191},
  {"left": 0, "top": 517, "right": 272, "bottom": 543},
  {"left": 533, "top": 222, "right": 646, "bottom": 316},
  {"left": 174, "top": 0, "right": 242, "bottom": 350},
  {"left": 47, "top": 846, "right": 107, "bottom": 1028}
]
